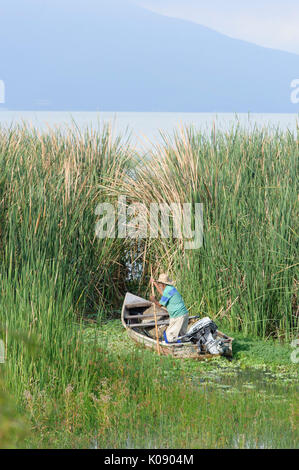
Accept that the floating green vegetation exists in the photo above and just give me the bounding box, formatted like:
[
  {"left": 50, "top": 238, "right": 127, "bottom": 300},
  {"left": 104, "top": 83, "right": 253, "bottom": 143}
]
[{"left": 84, "top": 319, "right": 298, "bottom": 392}]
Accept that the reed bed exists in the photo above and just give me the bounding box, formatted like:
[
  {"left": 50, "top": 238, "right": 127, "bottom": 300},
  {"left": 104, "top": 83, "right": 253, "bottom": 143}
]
[
  {"left": 0, "top": 123, "right": 297, "bottom": 448},
  {"left": 0, "top": 123, "right": 133, "bottom": 312},
  {"left": 111, "top": 125, "right": 298, "bottom": 339},
  {"left": 0, "top": 124, "right": 133, "bottom": 445}
]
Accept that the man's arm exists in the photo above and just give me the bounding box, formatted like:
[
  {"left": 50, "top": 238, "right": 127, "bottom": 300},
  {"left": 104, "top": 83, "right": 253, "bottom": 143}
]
[
  {"left": 150, "top": 279, "right": 164, "bottom": 296},
  {"left": 150, "top": 279, "right": 166, "bottom": 308},
  {"left": 149, "top": 295, "right": 162, "bottom": 308}
]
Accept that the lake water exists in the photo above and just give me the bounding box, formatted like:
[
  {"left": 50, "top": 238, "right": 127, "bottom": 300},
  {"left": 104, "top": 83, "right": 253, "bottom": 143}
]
[{"left": 0, "top": 111, "right": 298, "bottom": 150}]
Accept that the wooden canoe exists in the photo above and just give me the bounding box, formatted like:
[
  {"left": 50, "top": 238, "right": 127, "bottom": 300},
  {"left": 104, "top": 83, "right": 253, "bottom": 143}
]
[{"left": 121, "top": 292, "right": 233, "bottom": 359}]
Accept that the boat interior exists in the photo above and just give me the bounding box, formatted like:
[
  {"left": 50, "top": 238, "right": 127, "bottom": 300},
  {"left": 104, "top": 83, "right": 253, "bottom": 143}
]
[{"left": 123, "top": 298, "right": 170, "bottom": 340}]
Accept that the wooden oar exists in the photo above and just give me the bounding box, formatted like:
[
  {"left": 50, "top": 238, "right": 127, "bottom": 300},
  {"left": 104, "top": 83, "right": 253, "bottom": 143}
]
[{"left": 151, "top": 267, "right": 160, "bottom": 355}]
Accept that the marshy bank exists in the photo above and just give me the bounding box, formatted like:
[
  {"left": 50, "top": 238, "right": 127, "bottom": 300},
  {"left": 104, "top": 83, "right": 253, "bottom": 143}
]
[{"left": 0, "top": 123, "right": 297, "bottom": 448}]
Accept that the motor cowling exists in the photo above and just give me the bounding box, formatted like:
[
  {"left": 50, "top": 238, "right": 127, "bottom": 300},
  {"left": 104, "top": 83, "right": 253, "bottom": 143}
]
[{"left": 180, "top": 317, "right": 227, "bottom": 355}]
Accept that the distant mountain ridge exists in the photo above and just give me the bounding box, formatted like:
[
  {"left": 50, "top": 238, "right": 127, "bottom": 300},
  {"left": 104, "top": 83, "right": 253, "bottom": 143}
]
[{"left": 0, "top": 0, "right": 298, "bottom": 112}]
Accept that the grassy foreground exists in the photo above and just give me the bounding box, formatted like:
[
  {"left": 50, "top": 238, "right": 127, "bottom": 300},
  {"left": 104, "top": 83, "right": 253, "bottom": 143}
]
[
  {"left": 0, "top": 123, "right": 298, "bottom": 448},
  {"left": 3, "top": 321, "right": 298, "bottom": 449}
]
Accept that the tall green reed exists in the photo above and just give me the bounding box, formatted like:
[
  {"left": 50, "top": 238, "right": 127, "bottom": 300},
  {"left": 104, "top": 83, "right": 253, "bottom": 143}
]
[
  {"left": 0, "top": 123, "right": 297, "bottom": 448},
  {"left": 0, "top": 123, "right": 132, "bottom": 415},
  {"left": 108, "top": 125, "right": 298, "bottom": 338}
]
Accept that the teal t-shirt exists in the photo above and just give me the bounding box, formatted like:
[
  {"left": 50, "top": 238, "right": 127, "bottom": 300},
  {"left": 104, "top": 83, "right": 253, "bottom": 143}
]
[{"left": 160, "top": 285, "right": 188, "bottom": 318}]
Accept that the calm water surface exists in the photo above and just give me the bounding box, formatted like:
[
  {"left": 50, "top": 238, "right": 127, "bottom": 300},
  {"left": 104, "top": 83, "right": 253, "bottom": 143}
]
[{"left": 0, "top": 111, "right": 298, "bottom": 150}]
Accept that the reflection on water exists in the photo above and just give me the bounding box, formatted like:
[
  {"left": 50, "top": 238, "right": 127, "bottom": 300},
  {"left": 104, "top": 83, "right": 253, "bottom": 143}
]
[{"left": 190, "top": 364, "right": 298, "bottom": 395}]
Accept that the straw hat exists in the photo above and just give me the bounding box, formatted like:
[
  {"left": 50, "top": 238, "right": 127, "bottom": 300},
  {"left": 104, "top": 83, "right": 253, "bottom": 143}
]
[{"left": 156, "top": 273, "right": 175, "bottom": 286}]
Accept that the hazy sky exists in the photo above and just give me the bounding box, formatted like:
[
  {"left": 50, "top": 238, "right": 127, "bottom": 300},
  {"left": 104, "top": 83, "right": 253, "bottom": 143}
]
[
  {"left": 0, "top": 0, "right": 298, "bottom": 111},
  {"left": 134, "top": 0, "right": 299, "bottom": 55}
]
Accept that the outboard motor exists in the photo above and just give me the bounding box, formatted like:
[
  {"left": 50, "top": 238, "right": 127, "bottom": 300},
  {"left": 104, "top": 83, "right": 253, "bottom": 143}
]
[{"left": 180, "top": 317, "right": 227, "bottom": 355}]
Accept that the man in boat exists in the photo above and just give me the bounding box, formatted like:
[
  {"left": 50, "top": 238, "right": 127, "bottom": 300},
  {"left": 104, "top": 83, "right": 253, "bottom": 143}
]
[{"left": 150, "top": 273, "right": 189, "bottom": 344}]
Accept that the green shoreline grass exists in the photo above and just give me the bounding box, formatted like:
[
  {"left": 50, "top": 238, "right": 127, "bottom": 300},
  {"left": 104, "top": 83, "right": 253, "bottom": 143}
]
[
  {"left": 0, "top": 124, "right": 298, "bottom": 448},
  {"left": 85, "top": 319, "right": 299, "bottom": 375},
  {"left": 12, "top": 321, "right": 299, "bottom": 449}
]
